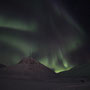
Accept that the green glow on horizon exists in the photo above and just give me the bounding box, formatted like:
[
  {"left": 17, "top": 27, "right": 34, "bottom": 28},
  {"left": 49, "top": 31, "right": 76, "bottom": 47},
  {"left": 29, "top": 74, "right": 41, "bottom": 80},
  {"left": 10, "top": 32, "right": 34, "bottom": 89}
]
[
  {"left": 39, "top": 56, "right": 73, "bottom": 73},
  {"left": 0, "top": 16, "right": 38, "bottom": 32},
  {"left": 39, "top": 38, "right": 81, "bottom": 73},
  {"left": 39, "top": 50, "right": 74, "bottom": 73},
  {"left": 39, "top": 56, "right": 63, "bottom": 73},
  {"left": 55, "top": 66, "right": 73, "bottom": 73}
]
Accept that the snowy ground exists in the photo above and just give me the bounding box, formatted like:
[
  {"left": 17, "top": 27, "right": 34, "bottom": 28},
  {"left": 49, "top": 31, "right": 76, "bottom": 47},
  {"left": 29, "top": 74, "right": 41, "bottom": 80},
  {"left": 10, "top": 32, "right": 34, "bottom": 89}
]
[{"left": 0, "top": 78, "right": 90, "bottom": 90}]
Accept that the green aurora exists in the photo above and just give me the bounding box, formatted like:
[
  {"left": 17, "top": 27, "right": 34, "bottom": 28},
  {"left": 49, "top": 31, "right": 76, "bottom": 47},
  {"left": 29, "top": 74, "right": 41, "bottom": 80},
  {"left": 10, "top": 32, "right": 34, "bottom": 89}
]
[
  {"left": 0, "top": 27, "right": 84, "bottom": 73},
  {"left": 0, "top": 1, "right": 85, "bottom": 73},
  {"left": 0, "top": 15, "right": 38, "bottom": 32}
]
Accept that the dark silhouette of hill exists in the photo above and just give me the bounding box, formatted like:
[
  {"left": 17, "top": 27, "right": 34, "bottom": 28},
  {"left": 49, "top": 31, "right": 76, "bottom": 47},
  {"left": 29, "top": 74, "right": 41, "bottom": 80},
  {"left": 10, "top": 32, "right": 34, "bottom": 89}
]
[
  {"left": 0, "top": 64, "right": 6, "bottom": 68},
  {"left": 0, "top": 57, "right": 55, "bottom": 80},
  {"left": 57, "top": 62, "right": 90, "bottom": 78}
]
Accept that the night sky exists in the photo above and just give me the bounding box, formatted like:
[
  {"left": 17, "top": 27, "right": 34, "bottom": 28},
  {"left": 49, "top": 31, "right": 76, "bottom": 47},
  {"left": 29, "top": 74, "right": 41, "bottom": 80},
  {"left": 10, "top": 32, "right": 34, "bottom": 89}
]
[{"left": 0, "top": 0, "right": 89, "bottom": 73}]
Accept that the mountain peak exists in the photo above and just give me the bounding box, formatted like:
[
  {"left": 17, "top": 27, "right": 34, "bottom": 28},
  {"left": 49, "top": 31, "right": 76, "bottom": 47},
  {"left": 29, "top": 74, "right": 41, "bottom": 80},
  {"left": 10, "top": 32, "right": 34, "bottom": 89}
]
[
  {"left": 0, "top": 57, "right": 55, "bottom": 80},
  {"left": 18, "top": 57, "right": 38, "bottom": 64}
]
